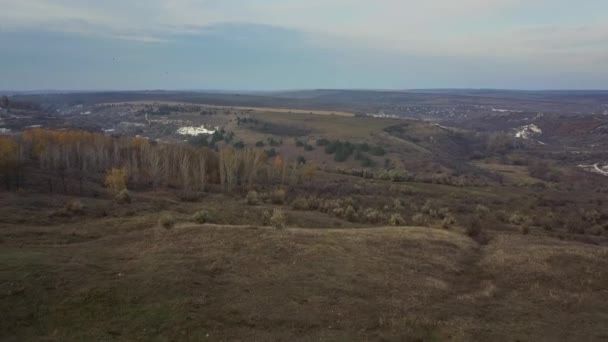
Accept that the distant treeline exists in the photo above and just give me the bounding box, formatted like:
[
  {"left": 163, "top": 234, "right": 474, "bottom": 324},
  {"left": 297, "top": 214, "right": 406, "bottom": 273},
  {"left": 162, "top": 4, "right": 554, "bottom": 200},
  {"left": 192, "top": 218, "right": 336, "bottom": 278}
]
[{"left": 0, "top": 129, "right": 309, "bottom": 193}]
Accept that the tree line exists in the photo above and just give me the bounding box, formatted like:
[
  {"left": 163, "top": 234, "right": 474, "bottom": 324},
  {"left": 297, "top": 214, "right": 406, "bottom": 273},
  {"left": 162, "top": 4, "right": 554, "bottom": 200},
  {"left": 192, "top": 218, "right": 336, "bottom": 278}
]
[{"left": 0, "top": 129, "right": 310, "bottom": 194}]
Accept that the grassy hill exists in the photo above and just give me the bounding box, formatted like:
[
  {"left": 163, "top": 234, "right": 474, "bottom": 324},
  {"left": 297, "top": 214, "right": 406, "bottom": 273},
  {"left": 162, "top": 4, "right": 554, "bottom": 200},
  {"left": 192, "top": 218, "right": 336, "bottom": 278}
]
[{"left": 3, "top": 204, "right": 607, "bottom": 341}]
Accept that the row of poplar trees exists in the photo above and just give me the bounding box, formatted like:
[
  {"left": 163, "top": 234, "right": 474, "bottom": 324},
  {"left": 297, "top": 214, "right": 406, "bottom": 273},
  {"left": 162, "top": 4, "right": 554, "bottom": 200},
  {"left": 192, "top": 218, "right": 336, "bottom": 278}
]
[{"left": 0, "top": 129, "right": 308, "bottom": 193}]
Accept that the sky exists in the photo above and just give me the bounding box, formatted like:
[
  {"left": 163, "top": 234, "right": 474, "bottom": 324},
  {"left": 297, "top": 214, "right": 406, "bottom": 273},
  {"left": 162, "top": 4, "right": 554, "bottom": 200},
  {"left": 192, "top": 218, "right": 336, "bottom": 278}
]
[{"left": 0, "top": 0, "right": 607, "bottom": 90}]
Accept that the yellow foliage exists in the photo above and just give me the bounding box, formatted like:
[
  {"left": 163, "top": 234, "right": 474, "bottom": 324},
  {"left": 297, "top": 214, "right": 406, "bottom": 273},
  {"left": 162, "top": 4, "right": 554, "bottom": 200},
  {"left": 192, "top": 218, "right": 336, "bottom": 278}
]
[
  {"left": 273, "top": 155, "right": 284, "bottom": 173},
  {"left": 304, "top": 161, "right": 317, "bottom": 181},
  {"left": 0, "top": 137, "right": 18, "bottom": 167},
  {"left": 104, "top": 168, "right": 128, "bottom": 194}
]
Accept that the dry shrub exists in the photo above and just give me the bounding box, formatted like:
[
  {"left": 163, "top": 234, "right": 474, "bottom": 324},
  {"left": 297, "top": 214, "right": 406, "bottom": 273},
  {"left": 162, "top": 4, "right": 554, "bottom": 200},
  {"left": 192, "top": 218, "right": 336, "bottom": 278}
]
[
  {"left": 65, "top": 199, "right": 84, "bottom": 214},
  {"left": 192, "top": 210, "right": 211, "bottom": 224},
  {"left": 344, "top": 205, "right": 357, "bottom": 222},
  {"left": 271, "top": 189, "right": 286, "bottom": 204},
  {"left": 115, "top": 189, "right": 131, "bottom": 204},
  {"left": 159, "top": 214, "right": 175, "bottom": 229},
  {"left": 105, "top": 168, "right": 127, "bottom": 195},
  {"left": 393, "top": 199, "right": 404, "bottom": 210},
  {"left": 508, "top": 212, "right": 528, "bottom": 225},
  {"left": 389, "top": 213, "right": 405, "bottom": 226},
  {"left": 475, "top": 204, "right": 490, "bottom": 217},
  {"left": 291, "top": 196, "right": 310, "bottom": 211},
  {"left": 270, "top": 208, "right": 287, "bottom": 229},
  {"left": 589, "top": 225, "right": 604, "bottom": 236},
  {"left": 411, "top": 213, "right": 428, "bottom": 226},
  {"left": 441, "top": 214, "right": 455, "bottom": 229},
  {"left": 246, "top": 190, "right": 260, "bottom": 205},
  {"left": 364, "top": 208, "right": 383, "bottom": 224},
  {"left": 520, "top": 224, "right": 530, "bottom": 235},
  {"left": 306, "top": 196, "right": 320, "bottom": 210}
]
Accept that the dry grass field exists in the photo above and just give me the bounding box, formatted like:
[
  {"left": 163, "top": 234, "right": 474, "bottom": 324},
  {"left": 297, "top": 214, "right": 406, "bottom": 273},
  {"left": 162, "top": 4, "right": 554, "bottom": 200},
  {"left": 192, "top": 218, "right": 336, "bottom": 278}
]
[{"left": 2, "top": 205, "right": 608, "bottom": 341}]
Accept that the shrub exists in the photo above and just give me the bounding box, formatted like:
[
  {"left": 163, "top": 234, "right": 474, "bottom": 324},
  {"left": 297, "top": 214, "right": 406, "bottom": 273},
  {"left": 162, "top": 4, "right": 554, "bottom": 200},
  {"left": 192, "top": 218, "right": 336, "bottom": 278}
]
[
  {"left": 159, "top": 214, "right": 175, "bottom": 229},
  {"left": 393, "top": 199, "right": 404, "bottom": 210},
  {"left": 105, "top": 168, "right": 128, "bottom": 195},
  {"left": 307, "top": 196, "right": 320, "bottom": 210},
  {"left": 508, "top": 212, "right": 528, "bottom": 226},
  {"left": 344, "top": 205, "right": 357, "bottom": 222},
  {"left": 389, "top": 213, "right": 405, "bottom": 226},
  {"left": 441, "top": 214, "right": 455, "bottom": 229},
  {"left": 192, "top": 210, "right": 211, "bottom": 224},
  {"left": 520, "top": 224, "right": 530, "bottom": 235},
  {"left": 364, "top": 208, "right": 383, "bottom": 224},
  {"left": 291, "top": 196, "right": 310, "bottom": 211},
  {"left": 115, "top": 189, "right": 132, "bottom": 204},
  {"left": 566, "top": 217, "right": 586, "bottom": 235},
  {"left": 270, "top": 208, "right": 287, "bottom": 229},
  {"left": 65, "top": 199, "right": 84, "bottom": 214},
  {"left": 589, "top": 225, "right": 603, "bottom": 236},
  {"left": 316, "top": 138, "right": 330, "bottom": 146},
  {"left": 246, "top": 190, "right": 260, "bottom": 205},
  {"left": 411, "top": 213, "right": 428, "bottom": 226},
  {"left": 475, "top": 204, "right": 490, "bottom": 217},
  {"left": 271, "top": 189, "right": 286, "bottom": 204}
]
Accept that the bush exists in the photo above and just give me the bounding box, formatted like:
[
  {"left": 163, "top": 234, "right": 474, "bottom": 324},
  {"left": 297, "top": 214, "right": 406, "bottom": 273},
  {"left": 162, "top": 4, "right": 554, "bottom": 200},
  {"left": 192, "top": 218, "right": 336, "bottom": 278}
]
[
  {"left": 65, "top": 199, "right": 84, "bottom": 214},
  {"left": 105, "top": 168, "right": 128, "bottom": 195},
  {"left": 475, "top": 204, "right": 490, "bottom": 217},
  {"left": 159, "top": 214, "right": 175, "bottom": 229},
  {"left": 192, "top": 210, "right": 211, "bottom": 224},
  {"left": 307, "top": 196, "right": 320, "bottom": 210},
  {"left": 246, "top": 190, "right": 260, "bottom": 205},
  {"left": 589, "top": 225, "right": 604, "bottom": 236},
  {"left": 364, "top": 208, "right": 383, "bottom": 224},
  {"left": 344, "top": 205, "right": 357, "bottom": 222},
  {"left": 389, "top": 213, "right": 405, "bottom": 226},
  {"left": 115, "top": 189, "right": 132, "bottom": 204},
  {"left": 520, "top": 224, "right": 530, "bottom": 235},
  {"left": 508, "top": 212, "right": 528, "bottom": 225},
  {"left": 270, "top": 208, "right": 287, "bottom": 229},
  {"left": 291, "top": 196, "right": 310, "bottom": 211},
  {"left": 393, "top": 199, "right": 404, "bottom": 210},
  {"left": 441, "top": 214, "right": 455, "bottom": 229},
  {"left": 271, "top": 189, "right": 286, "bottom": 204},
  {"left": 411, "top": 213, "right": 428, "bottom": 226},
  {"left": 316, "top": 138, "right": 330, "bottom": 146}
]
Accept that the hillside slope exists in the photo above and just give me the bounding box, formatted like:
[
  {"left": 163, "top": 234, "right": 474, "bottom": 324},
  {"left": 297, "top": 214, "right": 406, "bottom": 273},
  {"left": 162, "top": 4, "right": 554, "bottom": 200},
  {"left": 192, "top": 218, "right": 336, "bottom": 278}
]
[{"left": 2, "top": 220, "right": 607, "bottom": 341}]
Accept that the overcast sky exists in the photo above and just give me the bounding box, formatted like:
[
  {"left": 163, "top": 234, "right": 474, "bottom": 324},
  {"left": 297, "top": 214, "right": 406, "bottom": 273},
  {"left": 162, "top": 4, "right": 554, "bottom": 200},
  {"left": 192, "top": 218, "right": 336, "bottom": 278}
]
[{"left": 1, "top": 0, "right": 607, "bottom": 90}]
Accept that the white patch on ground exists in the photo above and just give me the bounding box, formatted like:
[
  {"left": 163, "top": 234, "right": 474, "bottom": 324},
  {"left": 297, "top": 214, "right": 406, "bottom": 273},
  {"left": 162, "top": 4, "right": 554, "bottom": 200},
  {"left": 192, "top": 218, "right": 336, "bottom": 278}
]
[
  {"left": 103, "top": 128, "right": 115, "bottom": 133},
  {"left": 492, "top": 108, "right": 522, "bottom": 113},
  {"left": 515, "top": 124, "right": 542, "bottom": 139},
  {"left": 578, "top": 163, "right": 608, "bottom": 177},
  {"left": 0, "top": 128, "right": 11, "bottom": 134},
  {"left": 177, "top": 125, "right": 217, "bottom": 136}
]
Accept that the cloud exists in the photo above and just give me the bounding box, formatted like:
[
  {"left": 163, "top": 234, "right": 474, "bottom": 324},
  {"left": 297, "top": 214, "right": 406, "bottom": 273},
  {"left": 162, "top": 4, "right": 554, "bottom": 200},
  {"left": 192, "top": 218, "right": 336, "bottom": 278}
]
[{"left": 0, "top": 0, "right": 606, "bottom": 89}]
